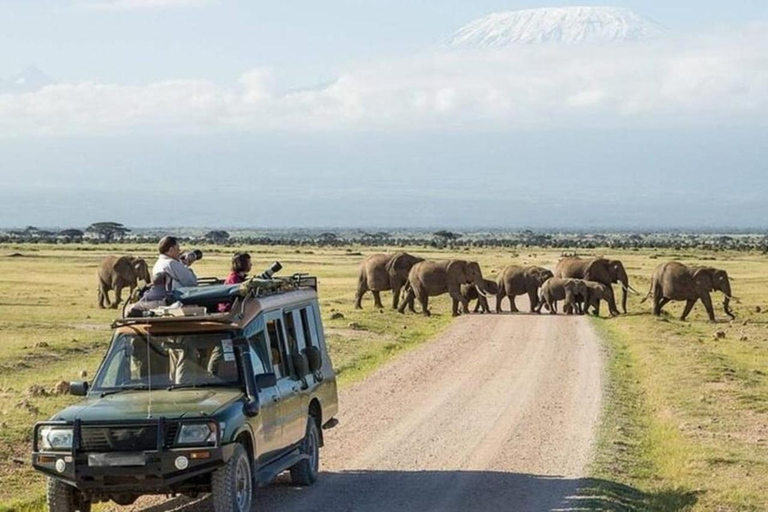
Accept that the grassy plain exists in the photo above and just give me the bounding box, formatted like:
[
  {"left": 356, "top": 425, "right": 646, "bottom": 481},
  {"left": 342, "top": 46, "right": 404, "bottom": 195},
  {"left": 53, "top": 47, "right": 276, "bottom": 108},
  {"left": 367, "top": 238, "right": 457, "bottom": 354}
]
[{"left": 0, "top": 244, "right": 766, "bottom": 511}]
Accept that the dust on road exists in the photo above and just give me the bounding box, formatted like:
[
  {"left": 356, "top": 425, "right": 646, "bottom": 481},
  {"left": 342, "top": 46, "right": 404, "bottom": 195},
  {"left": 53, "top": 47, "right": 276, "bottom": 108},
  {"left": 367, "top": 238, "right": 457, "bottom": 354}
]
[{"left": 129, "top": 312, "right": 603, "bottom": 512}]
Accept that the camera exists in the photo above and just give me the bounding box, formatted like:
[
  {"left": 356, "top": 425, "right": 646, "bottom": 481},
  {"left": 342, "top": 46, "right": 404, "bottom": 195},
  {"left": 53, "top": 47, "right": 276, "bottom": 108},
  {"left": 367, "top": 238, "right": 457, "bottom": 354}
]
[
  {"left": 259, "top": 261, "right": 283, "bottom": 279},
  {"left": 181, "top": 249, "right": 203, "bottom": 265}
]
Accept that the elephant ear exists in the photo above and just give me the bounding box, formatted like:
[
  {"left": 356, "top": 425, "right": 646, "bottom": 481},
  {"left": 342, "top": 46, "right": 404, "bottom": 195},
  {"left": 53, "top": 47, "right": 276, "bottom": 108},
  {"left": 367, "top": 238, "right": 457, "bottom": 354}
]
[
  {"left": 692, "top": 267, "right": 715, "bottom": 291},
  {"left": 585, "top": 258, "right": 609, "bottom": 281},
  {"left": 387, "top": 253, "right": 414, "bottom": 275},
  {"left": 446, "top": 259, "right": 467, "bottom": 277}
]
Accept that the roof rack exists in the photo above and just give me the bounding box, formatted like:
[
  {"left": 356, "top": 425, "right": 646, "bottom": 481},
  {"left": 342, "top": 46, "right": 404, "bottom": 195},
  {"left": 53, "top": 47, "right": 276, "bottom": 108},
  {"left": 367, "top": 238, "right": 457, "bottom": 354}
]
[{"left": 116, "top": 272, "right": 318, "bottom": 325}]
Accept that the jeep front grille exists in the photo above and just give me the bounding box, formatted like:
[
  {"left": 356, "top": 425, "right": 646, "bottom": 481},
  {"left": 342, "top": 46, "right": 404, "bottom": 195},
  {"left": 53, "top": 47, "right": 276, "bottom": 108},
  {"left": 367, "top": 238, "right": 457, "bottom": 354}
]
[{"left": 80, "top": 425, "right": 158, "bottom": 452}]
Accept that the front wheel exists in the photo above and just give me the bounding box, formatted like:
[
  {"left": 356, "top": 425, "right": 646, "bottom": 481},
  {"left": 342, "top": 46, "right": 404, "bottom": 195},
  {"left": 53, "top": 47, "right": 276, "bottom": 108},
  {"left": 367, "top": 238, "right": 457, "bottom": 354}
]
[
  {"left": 47, "top": 478, "right": 91, "bottom": 512},
  {"left": 211, "top": 443, "right": 252, "bottom": 512},
  {"left": 290, "top": 417, "right": 320, "bottom": 486}
]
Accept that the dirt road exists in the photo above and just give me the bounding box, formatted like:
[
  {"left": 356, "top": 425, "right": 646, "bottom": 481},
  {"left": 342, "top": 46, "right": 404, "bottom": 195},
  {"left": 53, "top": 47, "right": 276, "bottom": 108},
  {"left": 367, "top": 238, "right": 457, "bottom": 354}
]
[{"left": 133, "top": 313, "right": 603, "bottom": 512}]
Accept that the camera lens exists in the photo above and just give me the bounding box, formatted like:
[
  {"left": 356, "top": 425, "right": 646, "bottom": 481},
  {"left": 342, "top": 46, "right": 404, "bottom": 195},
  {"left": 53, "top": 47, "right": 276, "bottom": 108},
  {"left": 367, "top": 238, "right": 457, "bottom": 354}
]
[{"left": 259, "top": 261, "right": 282, "bottom": 279}]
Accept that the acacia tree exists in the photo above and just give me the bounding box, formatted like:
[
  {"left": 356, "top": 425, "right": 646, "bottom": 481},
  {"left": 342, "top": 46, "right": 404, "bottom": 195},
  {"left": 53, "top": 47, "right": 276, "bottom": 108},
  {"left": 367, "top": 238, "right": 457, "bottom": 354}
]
[
  {"left": 204, "top": 230, "right": 230, "bottom": 244},
  {"left": 432, "top": 230, "right": 461, "bottom": 248},
  {"left": 86, "top": 222, "right": 130, "bottom": 243}
]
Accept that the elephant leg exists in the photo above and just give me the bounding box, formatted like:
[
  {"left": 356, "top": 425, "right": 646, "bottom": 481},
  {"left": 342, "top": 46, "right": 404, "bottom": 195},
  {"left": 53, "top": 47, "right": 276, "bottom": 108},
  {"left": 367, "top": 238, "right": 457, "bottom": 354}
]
[
  {"left": 681, "top": 299, "right": 698, "bottom": 321},
  {"left": 495, "top": 291, "right": 504, "bottom": 314},
  {"left": 654, "top": 297, "right": 671, "bottom": 316},
  {"left": 448, "top": 288, "right": 467, "bottom": 317},
  {"left": 419, "top": 292, "right": 431, "bottom": 317},
  {"left": 700, "top": 292, "right": 716, "bottom": 322},
  {"left": 98, "top": 281, "right": 110, "bottom": 309},
  {"left": 372, "top": 291, "right": 384, "bottom": 309},
  {"left": 112, "top": 286, "right": 123, "bottom": 309},
  {"left": 605, "top": 286, "right": 620, "bottom": 316},
  {"left": 354, "top": 280, "right": 367, "bottom": 309},
  {"left": 510, "top": 294, "right": 520, "bottom": 313},
  {"left": 479, "top": 296, "right": 489, "bottom": 313},
  {"left": 391, "top": 284, "right": 402, "bottom": 310},
  {"left": 397, "top": 287, "right": 414, "bottom": 314},
  {"left": 527, "top": 290, "right": 537, "bottom": 313}
]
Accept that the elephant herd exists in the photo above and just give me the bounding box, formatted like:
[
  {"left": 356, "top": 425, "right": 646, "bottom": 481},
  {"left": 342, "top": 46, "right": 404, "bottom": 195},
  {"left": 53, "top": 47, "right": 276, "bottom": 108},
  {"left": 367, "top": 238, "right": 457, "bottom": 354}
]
[{"left": 355, "top": 253, "right": 738, "bottom": 322}]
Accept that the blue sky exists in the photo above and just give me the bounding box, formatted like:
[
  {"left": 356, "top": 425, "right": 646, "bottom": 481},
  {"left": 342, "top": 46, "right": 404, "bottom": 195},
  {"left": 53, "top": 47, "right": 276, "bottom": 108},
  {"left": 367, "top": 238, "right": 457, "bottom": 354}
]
[{"left": 1, "top": 1, "right": 767, "bottom": 229}]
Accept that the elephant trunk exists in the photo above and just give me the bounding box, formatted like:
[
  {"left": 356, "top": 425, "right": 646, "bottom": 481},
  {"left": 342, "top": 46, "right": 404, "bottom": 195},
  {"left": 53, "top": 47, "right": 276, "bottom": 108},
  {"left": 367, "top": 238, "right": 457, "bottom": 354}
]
[
  {"left": 618, "top": 274, "right": 629, "bottom": 314},
  {"left": 721, "top": 280, "right": 736, "bottom": 319}
]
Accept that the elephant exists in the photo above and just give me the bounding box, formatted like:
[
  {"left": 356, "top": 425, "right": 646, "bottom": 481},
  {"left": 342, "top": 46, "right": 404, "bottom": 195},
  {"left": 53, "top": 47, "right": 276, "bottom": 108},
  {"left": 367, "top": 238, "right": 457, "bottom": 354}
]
[
  {"left": 535, "top": 278, "right": 590, "bottom": 315},
  {"left": 495, "top": 265, "right": 554, "bottom": 313},
  {"left": 97, "top": 255, "right": 151, "bottom": 309},
  {"left": 555, "top": 257, "right": 638, "bottom": 315},
  {"left": 641, "top": 261, "right": 736, "bottom": 322},
  {"left": 583, "top": 281, "right": 614, "bottom": 317},
  {"left": 354, "top": 252, "right": 423, "bottom": 310},
  {"left": 461, "top": 279, "right": 500, "bottom": 314},
  {"left": 399, "top": 260, "right": 488, "bottom": 317}
]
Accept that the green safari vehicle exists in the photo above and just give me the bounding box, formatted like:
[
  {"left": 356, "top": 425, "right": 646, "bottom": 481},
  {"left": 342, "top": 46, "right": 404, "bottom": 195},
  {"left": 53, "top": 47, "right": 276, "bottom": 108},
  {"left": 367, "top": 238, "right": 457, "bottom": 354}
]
[{"left": 32, "top": 272, "right": 339, "bottom": 512}]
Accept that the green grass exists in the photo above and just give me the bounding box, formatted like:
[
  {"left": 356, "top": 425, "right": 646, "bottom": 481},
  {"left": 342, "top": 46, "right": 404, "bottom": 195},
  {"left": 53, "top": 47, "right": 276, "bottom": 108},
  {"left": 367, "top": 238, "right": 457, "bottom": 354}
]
[
  {"left": 587, "top": 251, "right": 768, "bottom": 511},
  {"left": 1, "top": 244, "right": 767, "bottom": 511}
]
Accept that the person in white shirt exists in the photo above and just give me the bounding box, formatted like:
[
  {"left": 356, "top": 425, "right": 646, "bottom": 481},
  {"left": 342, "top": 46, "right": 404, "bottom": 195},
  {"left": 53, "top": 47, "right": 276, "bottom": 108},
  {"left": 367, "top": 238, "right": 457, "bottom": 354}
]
[{"left": 142, "top": 236, "right": 198, "bottom": 302}]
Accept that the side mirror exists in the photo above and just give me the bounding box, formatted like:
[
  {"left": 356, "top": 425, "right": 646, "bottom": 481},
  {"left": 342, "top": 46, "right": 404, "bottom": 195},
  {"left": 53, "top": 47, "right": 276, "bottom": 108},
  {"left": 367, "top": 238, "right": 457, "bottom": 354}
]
[
  {"left": 255, "top": 373, "right": 277, "bottom": 389},
  {"left": 292, "top": 353, "right": 310, "bottom": 377},
  {"left": 305, "top": 347, "right": 322, "bottom": 373},
  {"left": 70, "top": 381, "right": 89, "bottom": 397}
]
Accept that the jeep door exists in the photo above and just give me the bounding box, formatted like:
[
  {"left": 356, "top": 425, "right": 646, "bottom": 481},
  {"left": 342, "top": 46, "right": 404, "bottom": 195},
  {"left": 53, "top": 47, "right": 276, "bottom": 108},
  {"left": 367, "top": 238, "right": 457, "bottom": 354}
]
[
  {"left": 243, "top": 323, "right": 283, "bottom": 462},
  {"left": 264, "top": 313, "right": 305, "bottom": 447}
]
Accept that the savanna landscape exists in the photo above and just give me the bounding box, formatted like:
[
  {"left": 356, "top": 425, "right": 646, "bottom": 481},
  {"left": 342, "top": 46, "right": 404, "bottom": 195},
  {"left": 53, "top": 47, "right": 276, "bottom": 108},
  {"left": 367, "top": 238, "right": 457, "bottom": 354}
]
[{"left": 0, "top": 242, "right": 766, "bottom": 511}]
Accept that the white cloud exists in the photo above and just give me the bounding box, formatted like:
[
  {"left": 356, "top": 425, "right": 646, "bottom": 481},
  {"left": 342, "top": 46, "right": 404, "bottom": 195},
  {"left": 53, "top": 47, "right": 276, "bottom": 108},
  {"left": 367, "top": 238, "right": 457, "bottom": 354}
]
[
  {"left": 2, "top": 29, "right": 768, "bottom": 136},
  {"left": 78, "top": 0, "right": 212, "bottom": 10}
]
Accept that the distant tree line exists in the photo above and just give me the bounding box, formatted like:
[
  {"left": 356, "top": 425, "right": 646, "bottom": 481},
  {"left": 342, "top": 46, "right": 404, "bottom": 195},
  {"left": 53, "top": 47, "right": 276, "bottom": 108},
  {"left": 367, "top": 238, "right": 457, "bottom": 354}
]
[{"left": 1, "top": 223, "right": 767, "bottom": 252}]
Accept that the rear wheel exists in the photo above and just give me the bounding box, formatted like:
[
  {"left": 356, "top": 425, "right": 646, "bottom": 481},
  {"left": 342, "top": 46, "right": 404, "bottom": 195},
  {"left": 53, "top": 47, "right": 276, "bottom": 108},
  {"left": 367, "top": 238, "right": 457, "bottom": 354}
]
[
  {"left": 47, "top": 478, "right": 91, "bottom": 512},
  {"left": 212, "top": 443, "right": 252, "bottom": 512},
  {"left": 290, "top": 417, "right": 320, "bottom": 486}
]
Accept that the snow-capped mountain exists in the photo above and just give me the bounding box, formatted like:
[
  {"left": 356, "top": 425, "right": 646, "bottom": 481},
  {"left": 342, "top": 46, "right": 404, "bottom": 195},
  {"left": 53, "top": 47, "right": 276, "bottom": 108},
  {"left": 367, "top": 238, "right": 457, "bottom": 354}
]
[
  {"left": 0, "top": 66, "right": 54, "bottom": 93},
  {"left": 448, "top": 6, "right": 667, "bottom": 49}
]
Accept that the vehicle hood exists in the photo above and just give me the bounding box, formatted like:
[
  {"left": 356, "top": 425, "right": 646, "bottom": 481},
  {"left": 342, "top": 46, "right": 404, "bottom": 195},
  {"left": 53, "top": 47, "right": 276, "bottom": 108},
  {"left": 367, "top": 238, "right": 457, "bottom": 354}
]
[{"left": 52, "top": 388, "right": 244, "bottom": 422}]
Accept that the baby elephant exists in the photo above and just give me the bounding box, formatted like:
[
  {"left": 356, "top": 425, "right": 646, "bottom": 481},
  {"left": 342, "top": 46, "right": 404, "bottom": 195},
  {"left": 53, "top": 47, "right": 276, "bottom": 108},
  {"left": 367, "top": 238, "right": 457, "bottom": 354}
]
[
  {"left": 536, "top": 278, "right": 590, "bottom": 315},
  {"left": 98, "top": 255, "right": 151, "bottom": 309},
  {"left": 461, "top": 279, "right": 500, "bottom": 314},
  {"left": 583, "top": 281, "right": 614, "bottom": 317}
]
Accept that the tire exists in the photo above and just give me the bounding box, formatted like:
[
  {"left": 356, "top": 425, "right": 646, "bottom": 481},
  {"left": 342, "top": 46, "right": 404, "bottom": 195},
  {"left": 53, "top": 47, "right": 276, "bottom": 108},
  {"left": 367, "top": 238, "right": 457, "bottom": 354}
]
[
  {"left": 47, "top": 478, "right": 91, "bottom": 512},
  {"left": 211, "top": 443, "right": 253, "bottom": 512},
  {"left": 290, "top": 417, "right": 320, "bottom": 486}
]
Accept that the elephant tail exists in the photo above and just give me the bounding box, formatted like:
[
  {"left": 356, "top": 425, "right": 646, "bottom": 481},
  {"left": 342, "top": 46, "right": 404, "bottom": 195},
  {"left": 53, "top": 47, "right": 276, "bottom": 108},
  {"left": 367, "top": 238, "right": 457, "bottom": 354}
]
[{"left": 640, "top": 280, "right": 654, "bottom": 304}]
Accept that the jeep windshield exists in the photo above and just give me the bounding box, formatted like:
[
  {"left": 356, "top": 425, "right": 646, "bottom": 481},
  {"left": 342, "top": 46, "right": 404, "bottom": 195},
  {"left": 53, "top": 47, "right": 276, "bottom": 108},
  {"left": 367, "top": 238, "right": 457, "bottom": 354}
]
[{"left": 91, "top": 332, "right": 242, "bottom": 393}]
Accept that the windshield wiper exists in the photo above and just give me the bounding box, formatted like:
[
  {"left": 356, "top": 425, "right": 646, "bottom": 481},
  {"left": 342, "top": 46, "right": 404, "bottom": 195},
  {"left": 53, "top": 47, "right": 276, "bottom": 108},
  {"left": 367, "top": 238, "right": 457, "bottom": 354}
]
[
  {"left": 99, "top": 385, "right": 150, "bottom": 398},
  {"left": 166, "top": 382, "right": 237, "bottom": 391}
]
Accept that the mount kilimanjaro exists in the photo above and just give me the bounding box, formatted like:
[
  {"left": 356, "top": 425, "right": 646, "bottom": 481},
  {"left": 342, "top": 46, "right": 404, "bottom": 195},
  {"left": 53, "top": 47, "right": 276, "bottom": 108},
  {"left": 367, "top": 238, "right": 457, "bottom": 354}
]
[{"left": 448, "top": 6, "right": 667, "bottom": 49}]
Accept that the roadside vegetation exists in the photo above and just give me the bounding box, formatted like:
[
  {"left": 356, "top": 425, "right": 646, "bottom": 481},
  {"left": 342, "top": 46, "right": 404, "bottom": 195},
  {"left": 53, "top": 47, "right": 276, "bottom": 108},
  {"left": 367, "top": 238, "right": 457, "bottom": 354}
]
[
  {"left": 0, "top": 244, "right": 766, "bottom": 511},
  {"left": 588, "top": 251, "right": 768, "bottom": 511}
]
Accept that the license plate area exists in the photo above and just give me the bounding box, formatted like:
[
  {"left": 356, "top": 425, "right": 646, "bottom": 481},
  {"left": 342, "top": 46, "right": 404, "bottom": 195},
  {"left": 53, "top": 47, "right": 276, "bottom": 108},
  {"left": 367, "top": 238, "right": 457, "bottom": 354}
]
[{"left": 88, "top": 452, "right": 146, "bottom": 467}]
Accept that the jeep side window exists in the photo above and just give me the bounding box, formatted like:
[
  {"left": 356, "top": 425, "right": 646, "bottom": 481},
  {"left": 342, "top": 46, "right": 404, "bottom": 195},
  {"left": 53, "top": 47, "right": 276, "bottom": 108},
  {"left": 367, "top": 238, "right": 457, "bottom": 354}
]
[
  {"left": 247, "top": 331, "right": 269, "bottom": 375},
  {"left": 265, "top": 318, "right": 289, "bottom": 379},
  {"left": 283, "top": 311, "right": 300, "bottom": 357},
  {"left": 300, "top": 306, "right": 318, "bottom": 349}
]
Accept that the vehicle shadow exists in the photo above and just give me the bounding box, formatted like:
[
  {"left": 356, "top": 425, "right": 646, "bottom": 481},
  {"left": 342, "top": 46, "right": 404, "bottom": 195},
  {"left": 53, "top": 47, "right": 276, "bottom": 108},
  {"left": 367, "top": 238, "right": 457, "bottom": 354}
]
[{"left": 134, "top": 470, "right": 698, "bottom": 512}]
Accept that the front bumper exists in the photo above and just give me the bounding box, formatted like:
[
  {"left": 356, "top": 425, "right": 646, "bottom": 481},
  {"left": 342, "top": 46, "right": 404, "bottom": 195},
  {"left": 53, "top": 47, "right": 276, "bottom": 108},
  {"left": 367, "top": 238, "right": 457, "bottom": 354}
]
[
  {"left": 32, "top": 445, "right": 235, "bottom": 493},
  {"left": 32, "top": 420, "right": 235, "bottom": 494}
]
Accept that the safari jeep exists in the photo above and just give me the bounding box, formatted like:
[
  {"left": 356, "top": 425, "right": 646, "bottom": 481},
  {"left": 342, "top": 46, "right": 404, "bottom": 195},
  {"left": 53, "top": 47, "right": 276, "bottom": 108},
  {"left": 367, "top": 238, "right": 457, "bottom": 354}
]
[{"left": 32, "top": 272, "right": 338, "bottom": 512}]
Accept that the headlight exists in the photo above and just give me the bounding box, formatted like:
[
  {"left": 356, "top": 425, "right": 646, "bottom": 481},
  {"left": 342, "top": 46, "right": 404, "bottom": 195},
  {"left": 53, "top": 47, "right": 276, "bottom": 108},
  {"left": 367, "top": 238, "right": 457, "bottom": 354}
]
[
  {"left": 38, "top": 426, "right": 73, "bottom": 451},
  {"left": 176, "top": 423, "right": 217, "bottom": 446}
]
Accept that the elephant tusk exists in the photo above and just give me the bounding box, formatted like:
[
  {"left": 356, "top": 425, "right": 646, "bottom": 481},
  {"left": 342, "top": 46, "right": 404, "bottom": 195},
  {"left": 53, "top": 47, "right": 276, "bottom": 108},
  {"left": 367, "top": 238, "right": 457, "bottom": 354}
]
[
  {"left": 621, "top": 283, "right": 641, "bottom": 295},
  {"left": 724, "top": 294, "right": 741, "bottom": 304}
]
